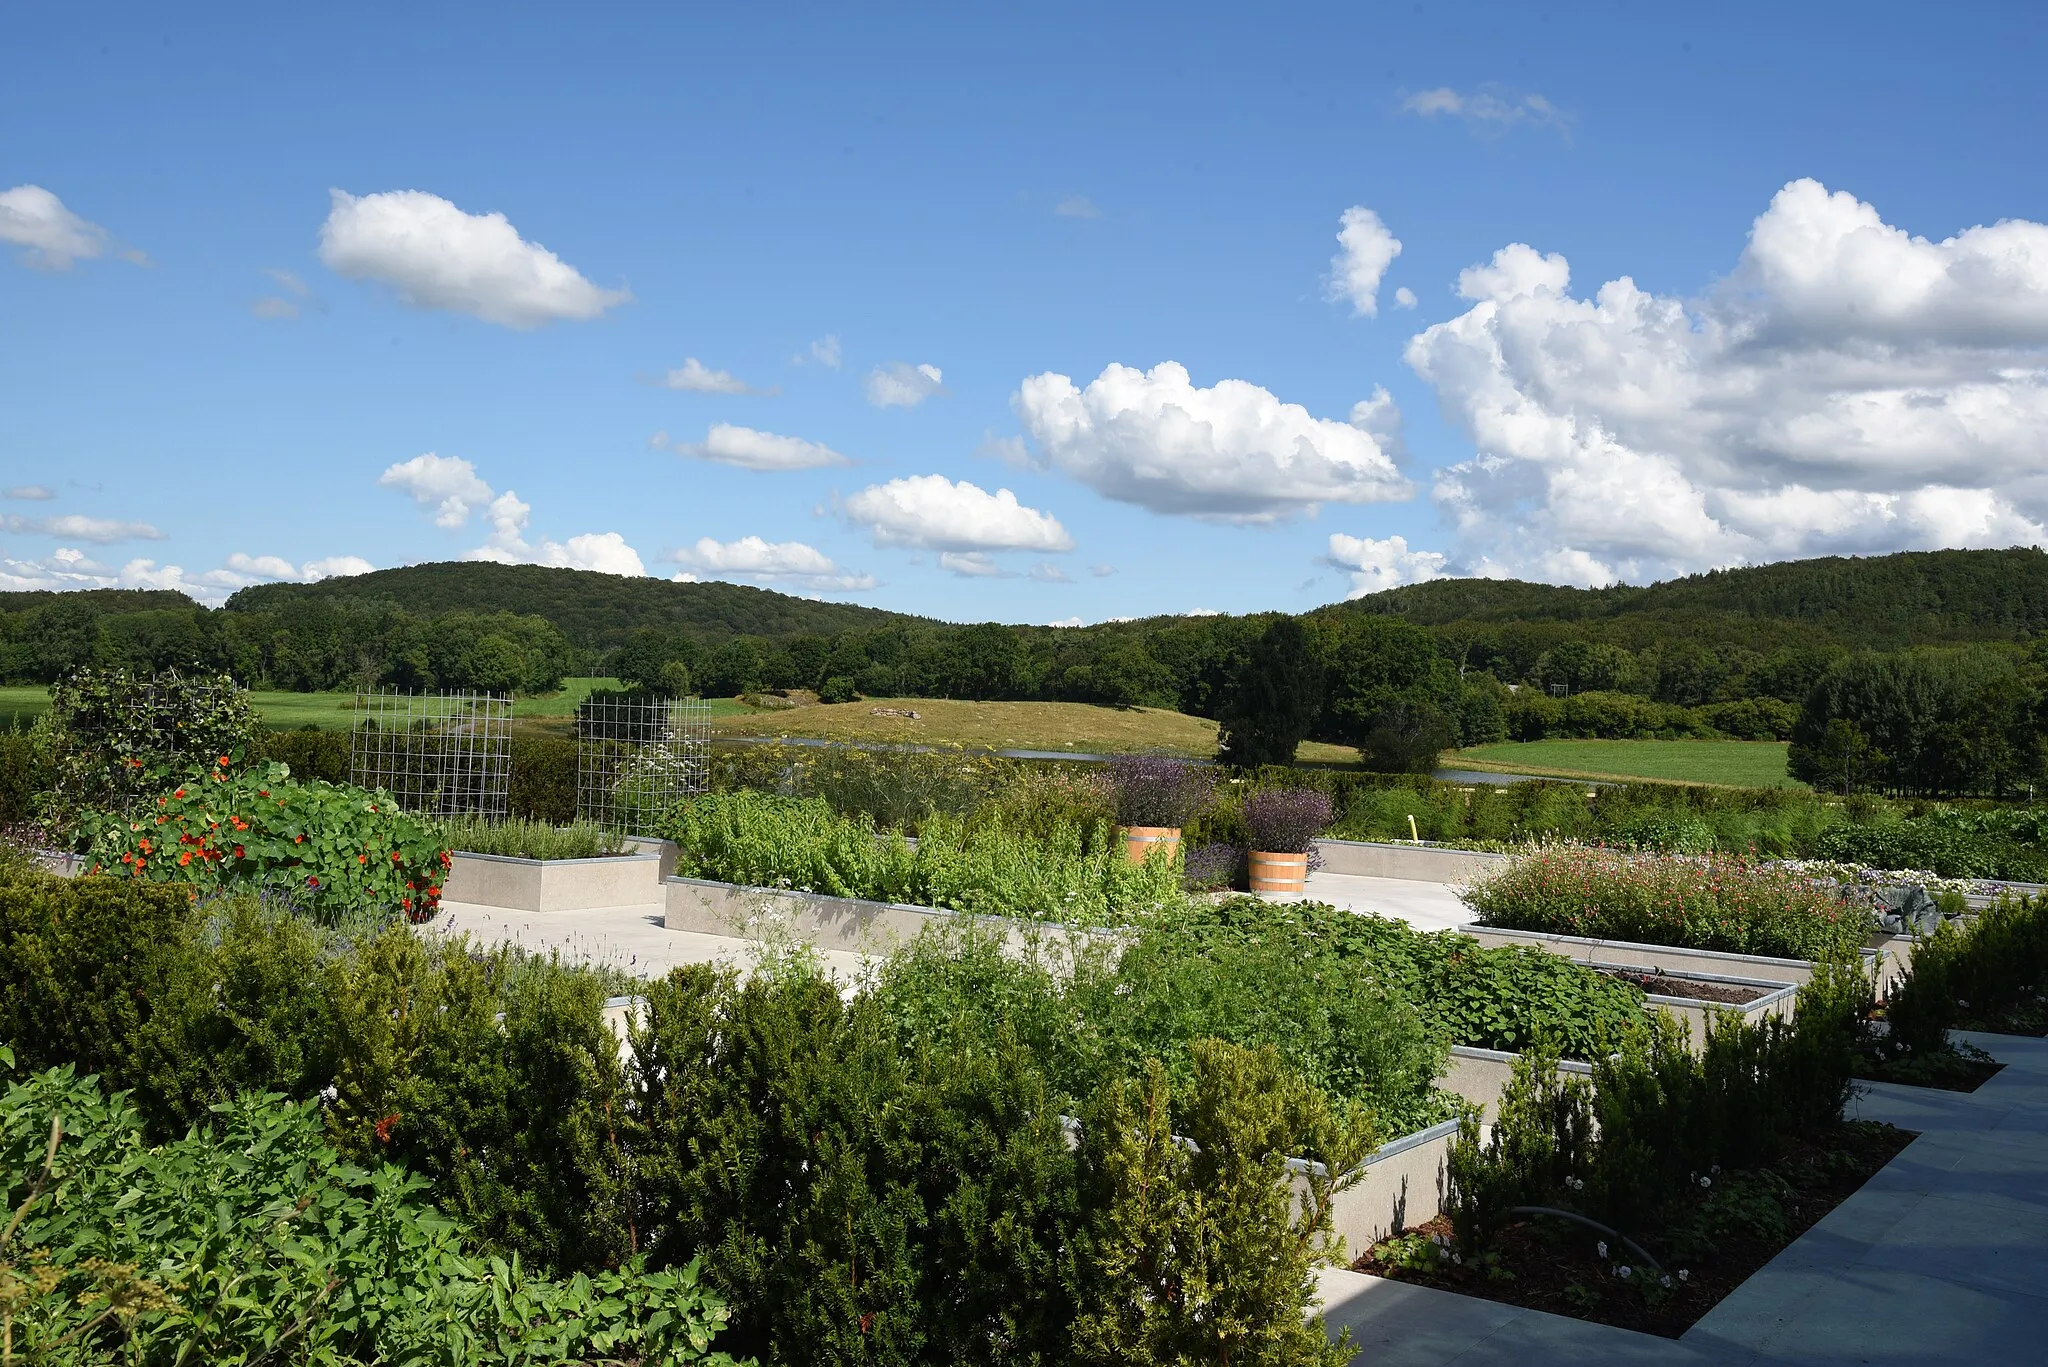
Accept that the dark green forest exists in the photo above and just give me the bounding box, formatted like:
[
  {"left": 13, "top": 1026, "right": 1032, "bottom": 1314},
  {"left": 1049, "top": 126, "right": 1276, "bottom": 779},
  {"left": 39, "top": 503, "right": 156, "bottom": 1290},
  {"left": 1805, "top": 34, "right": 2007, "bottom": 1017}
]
[{"left": 5, "top": 549, "right": 2046, "bottom": 794}]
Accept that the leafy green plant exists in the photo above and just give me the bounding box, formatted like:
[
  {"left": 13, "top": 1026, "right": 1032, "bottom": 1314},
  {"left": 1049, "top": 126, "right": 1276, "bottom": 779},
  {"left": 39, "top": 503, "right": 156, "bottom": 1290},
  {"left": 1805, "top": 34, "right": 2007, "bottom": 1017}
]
[
  {"left": 665, "top": 790, "right": 1182, "bottom": 926},
  {"left": 440, "top": 815, "right": 627, "bottom": 860},
  {"left": 36, "top": 667, "right": 258, "bottom": 833},
  {"left": 1464, "top": 846, "right": 1874, "bottom": 962},
  {"left": 80, "top": 761, "right": 450, "bottom": 920},
  {"left": 0, "top": 1066, "right": 744, "bottom": 1366}
]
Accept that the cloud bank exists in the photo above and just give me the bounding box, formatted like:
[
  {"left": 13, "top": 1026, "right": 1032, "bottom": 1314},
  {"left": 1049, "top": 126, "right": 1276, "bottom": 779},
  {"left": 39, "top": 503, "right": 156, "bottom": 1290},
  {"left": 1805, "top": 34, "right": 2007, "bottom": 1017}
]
[
  {"left": 1013, "top": 361, "right": 1411, "bottom": 522},
  {"left": 1407, "top": 178, "right": 2048, "bottom": 586}
]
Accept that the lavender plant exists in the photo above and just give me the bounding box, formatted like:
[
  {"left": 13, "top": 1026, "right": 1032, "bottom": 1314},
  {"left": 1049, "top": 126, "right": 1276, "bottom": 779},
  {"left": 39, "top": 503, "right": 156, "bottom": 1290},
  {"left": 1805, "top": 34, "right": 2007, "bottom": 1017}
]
[
  {"left": 1108, "top": 755, "right": 1214, "bottom": 828},
  {"left": 1243, "top": 788, "right": 1335, "bottom": 854}
]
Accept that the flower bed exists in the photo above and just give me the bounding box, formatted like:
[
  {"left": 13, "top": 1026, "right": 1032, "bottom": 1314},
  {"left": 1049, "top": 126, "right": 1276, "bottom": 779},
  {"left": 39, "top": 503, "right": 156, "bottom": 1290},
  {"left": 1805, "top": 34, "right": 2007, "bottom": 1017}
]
[
  {"left": 662, "top": 789, "right": 1183, "bottom": 925},
  {"left": 1462, "top": 845, "right": 1874, "bottom": 963}
]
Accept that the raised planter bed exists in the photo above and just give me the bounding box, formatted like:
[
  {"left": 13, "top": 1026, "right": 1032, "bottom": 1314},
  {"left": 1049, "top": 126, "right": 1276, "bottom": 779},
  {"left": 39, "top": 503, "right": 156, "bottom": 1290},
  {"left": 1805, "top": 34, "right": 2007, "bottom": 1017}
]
[
  {"left": 1465, "top": 921, "right": 1904, "bottom": 990},
  {"left": 660, "top": 874, "right": 1112, "bottom": 958},
  {"left": 1312, "top": 838, "right": 1506, "bottom": 883},
  {"left": 443, "top": 850, "right": 663, "bottom": 913}
]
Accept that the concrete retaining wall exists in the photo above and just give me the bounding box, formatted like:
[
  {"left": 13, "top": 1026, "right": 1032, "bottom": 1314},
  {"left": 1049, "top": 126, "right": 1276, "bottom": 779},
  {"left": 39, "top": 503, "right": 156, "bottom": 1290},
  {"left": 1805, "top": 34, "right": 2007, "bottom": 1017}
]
[
  {"left": 1327, "top": 1119, "right": 1460, "bottom": 1252},
  {"left": 1463, "top": 924, "right": 1820, "bottom": 984},
  {"left": 1442, "top": 1044, "right": 1596, "bottom": 1120},
  {"left": 444, "top": 851, "right": 663, "bottom": 912},
  {"left": 1312, "top": 839, "right": 1506, "bottom": 883},
  {"left": 661, "top": 874, "right": 1110, "bottom": 959}
]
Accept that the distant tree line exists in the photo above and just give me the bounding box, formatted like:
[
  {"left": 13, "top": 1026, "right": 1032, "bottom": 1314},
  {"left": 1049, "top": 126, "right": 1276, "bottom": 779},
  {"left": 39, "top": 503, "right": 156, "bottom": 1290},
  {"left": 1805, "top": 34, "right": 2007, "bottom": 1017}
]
[{"left": 7, "top": 546, "right": 2048, "bottom": 789}]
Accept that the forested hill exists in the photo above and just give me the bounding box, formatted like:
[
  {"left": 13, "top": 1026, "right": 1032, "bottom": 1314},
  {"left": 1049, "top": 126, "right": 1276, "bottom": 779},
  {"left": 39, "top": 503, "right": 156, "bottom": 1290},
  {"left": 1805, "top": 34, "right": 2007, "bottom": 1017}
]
[
  {"left": 1343, "top": 548, "right": 2048, "bottom": 648},
  {"left": 224, "top": 562, "right": 935, "bottom": 648},
  {"left": 0, "top": 588, "right": 196, "bottom": 616}
]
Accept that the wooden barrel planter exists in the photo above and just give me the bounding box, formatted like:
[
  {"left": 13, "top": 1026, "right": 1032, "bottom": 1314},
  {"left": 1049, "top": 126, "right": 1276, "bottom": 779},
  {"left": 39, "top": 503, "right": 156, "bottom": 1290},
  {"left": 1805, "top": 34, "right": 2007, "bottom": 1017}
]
[
  {"left": 1248, "top": 850, "right": 1308, "bottom": 894},
  {"left": 1120, "top": 825, "right": 1182, "bottom": 865}
]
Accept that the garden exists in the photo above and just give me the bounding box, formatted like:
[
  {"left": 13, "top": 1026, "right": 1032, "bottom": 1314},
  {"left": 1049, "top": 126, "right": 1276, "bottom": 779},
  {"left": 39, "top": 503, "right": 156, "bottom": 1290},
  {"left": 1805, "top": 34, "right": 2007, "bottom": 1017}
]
[{"left": 6, "top": 666, "right": 2048, "bottom": 1355}]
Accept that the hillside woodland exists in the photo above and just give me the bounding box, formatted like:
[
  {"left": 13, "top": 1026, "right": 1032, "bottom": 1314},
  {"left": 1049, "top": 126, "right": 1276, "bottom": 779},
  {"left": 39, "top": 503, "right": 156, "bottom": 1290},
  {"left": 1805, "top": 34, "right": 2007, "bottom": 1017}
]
[{"left": 4, "top": 549, "right": 2047, "bottom": 794}]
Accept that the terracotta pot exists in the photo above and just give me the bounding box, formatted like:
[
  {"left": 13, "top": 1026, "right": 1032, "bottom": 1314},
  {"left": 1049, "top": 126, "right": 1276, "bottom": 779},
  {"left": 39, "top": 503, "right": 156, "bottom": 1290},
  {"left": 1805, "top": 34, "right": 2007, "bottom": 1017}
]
[
  {"left": 1120, "top": 825, "right": 1183, "bottom": 866},
  {"left": 1248, "top": 850, "right": 1308, "bottom": 895}
]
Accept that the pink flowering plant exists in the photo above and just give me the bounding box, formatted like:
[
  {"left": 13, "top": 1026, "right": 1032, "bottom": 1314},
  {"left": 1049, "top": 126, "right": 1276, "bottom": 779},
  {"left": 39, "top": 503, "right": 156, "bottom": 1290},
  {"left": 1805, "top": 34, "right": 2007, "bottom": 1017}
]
[
  {"left": 1462, "top": 845, "right": 1874, "bottom": 962},
  {"left": 81, "top": 760, "right": 452, "bottom": 921}
]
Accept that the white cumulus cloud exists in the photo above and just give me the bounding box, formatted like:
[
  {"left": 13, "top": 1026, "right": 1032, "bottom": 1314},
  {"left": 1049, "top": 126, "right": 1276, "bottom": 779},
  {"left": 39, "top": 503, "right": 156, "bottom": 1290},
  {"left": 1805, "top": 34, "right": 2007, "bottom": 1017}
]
[
  {"left": 665, "top": 536, "right": 875, "bottom": 591},
  {"left": 0, "top": 186, "right": 136, "bottom": 270},
  {"left": 318, "top": 189, "right": 629, "bottom": 328},
  {"left": 1012, "top": 361, "right": 1411, "bottom": 523},
  {"left": 652, "top": 423, "right": 850, "bottom": 470},
  {"left": 378, "top": 453, "right": 497, "bottom": 528},
  {"left": 658, "top": 358, "right": 767, "bottom": 394},
  {"left": 843, "top": 474, "right": 1073, "bottom": 552},
  {"left": 379, "top": 454, "right": 646, "bottom": 575},
  {"left": 939, "top": 551, "right": 1010, "bottom": 578},
  {"left": 865, "top": 362, "right": 945, "bottom": 408},
  {"left": 1393, "top": 286, "right": 1418, "bottom": 310},
  {"left": 1326, "top": 533, "right": 1450, "bottom": 597},
  {"left": 1329, "top": 206, "right": 1403, "bottom": 317},
  {"left": 1406, "top": 177, "right": 2048, "bottom": 586},
  {"left": 223, "top": 552, "right": 376, "bottom": 585},
  {"left": 4, "top": 486, "right": 55, "bottom": 500}
]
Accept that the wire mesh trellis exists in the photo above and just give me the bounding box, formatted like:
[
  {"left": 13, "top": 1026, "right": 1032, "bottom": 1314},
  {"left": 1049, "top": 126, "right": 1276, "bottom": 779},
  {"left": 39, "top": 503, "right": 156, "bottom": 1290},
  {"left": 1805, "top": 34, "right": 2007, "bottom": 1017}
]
[
  {"left": 576, "top": 694, "right": 710, "bottom": 835},
  {"left": 349, "top": 690, "right": 512, "bottom": 819}
]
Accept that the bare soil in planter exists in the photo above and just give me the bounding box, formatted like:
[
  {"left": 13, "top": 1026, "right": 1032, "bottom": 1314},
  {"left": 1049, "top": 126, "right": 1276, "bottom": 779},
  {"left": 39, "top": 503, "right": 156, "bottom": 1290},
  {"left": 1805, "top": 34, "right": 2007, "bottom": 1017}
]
[
  {"left": 1596, "top": 967, "right": 1772, "bottom": 1005},
  {"left": 1352, "top": 1121, "right": 1915, "bottom": 1338}
]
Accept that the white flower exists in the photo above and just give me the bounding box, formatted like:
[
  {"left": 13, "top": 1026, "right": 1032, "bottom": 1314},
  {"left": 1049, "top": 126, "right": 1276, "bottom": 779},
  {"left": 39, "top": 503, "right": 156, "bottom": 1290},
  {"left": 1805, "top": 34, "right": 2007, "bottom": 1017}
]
[
  {"left": 1617, "top": 1265, "right": 1633, "bottom": 1279},
  {"left": 1596, "top": 1240, "right": 1609, "bottom": 1258},
  {"left": 1679, "top": 1269, "right": 1691, "bottom": 1283},
  {"left": 1661, "top": 1275, "right": 1673, "bottom": 1288},
  {"left": 318, "top": 1084, "right": 339, "bottom": 1104},
  {"left": 1451, "top": 1252, "right": 1463, "bottom": 1265}
]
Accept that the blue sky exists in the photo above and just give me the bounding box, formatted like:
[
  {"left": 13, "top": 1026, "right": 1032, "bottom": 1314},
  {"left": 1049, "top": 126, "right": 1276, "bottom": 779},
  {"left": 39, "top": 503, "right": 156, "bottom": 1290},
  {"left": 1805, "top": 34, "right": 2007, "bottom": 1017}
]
[{"left": 6, "top": 2, "right": 2048, "bottom": 622}]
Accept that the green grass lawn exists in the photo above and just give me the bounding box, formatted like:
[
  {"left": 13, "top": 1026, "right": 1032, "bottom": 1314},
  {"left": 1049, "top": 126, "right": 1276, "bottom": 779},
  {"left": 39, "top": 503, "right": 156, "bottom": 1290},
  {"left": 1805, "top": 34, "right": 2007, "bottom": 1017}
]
[
  {"left": 0, "top": 678, "right": 761, "bottom": 734},
  {"left": 1446, "top": 738, "right": 1800, "bottom": 789}
]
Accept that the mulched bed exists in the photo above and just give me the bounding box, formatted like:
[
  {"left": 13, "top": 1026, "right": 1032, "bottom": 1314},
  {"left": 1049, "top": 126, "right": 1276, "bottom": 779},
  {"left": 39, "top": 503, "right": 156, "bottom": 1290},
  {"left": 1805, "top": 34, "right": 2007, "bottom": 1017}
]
[
  {"left": 1351, "top": 1120, "right": 1915, "bottom": 1337},
  {"left": 1597, "top": 967, "right": 1771, "bottom": 1005},
  {"left": 1856, "top": 1040, "right": 2006, "bottom": 1092}
]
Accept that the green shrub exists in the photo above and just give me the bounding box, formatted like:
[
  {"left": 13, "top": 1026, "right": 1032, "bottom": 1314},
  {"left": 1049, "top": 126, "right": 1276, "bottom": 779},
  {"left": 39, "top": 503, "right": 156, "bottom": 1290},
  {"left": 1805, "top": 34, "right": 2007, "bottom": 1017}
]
[
  {"left": 0, "top": 1066, "right": 741, "bottom": 1366},
  {"left": 254, "top": 724, "right": 350, "bottom": 782},
  {"left": 1881, "top": 893, "right": 2048, "bottom": 1055},
  {"left": 441, "top": 815, "right": 626, "bottom": 860},
  {"left": 1445, "top": 1042, "right": 1592, "bottom": 1256},
  {"left": 1464, "top": 846, "right": 1874, "bottom": 962},
  {"left": 0, "top": 726, "right": 49, "bottom": 826},
  {"left": 630, "top": 963, "right": 1079, "bottom": 1366},
  {"left": 510, "top": 732, "right": 579, "bottom": 823},
  {"left": 1067, "top": 1042, "right": 1368, "bottom": 1367},
  {"left": 80, "top": 761, "right": 451, "bottom": 920}
]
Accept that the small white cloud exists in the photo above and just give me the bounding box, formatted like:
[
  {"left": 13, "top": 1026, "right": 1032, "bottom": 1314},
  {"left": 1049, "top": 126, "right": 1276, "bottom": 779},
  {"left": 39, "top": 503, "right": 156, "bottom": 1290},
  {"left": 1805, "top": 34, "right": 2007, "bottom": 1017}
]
[
  {"left": 3, "top": 486, "right": 54, "bottom": 501},
  {"left": 1393, "top": 286, "right": 1418, "bottom": 310},
  {"left": 378, "top": 453, "right": 497, "bottom": 528},
  {"left": 317, "top": 188, "right": 629, "bottom": 328},
  {"left": 1090, "top": 563, "right": 1116, "bottom": 577},
  {"left": 1402, "top": 86, "right": 1571, "bottom": 139},
  {"left": 222, "top": 551, "right": 376, "bottom": 585},
  {"left": 1326, "top": 532, "right": 1451, "bottom": 597},
  {"left": 1028, "top": 562, "right": 1071, "bottom": 583},
  {"left": 798, "top": 334, "right": 842, "bottom": 368},
  {"left": 940, "top": 552, "right": 1010, "bottom": 578},
  {"left": 1182, "top": 608, "right": 1223, "bottom": 617},
  {"left": 1047, "top": 616, "right": 1085, "bottom": 628},
  {"left": 658, "top": 357, "right": 767, "bottom": 394},
  {"left": 1329, "top": 206, "right": 1403, "bottom": 317},
  {"left": 0, "top": 185, "right": 135, "bottom": 270},
  {"left": 1, "top": 513, "right": 165, "bottom": 544},
  {"left": 865, "top": 361, "right": 945, "bottom": 408},
  {"left": 301, "top": 555, "right": 375, "bottom": 580},
  {"left": 843, "top": 474, "right": 1074, "bottom": 552},
  {"left": 666, "top": 535, "right": 874, "bottom": 591},
  {"left": 1012, "top": 360, "right": 1412, "bottom": 523},
  {"left": 264, "top": 267, "right": 312, "bottom": 296},
  {"left": 654, "top": 423, "right": 850, "bottom": 471},
  {"left": 1055, "top": 196, "right": 1103, "bottom": 219}
]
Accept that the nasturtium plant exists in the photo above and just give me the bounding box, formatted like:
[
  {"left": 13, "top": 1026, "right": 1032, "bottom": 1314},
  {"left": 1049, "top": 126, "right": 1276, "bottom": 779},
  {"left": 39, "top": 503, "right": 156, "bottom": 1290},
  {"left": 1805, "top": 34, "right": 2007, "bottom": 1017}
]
[
  {"left": 83, "top": 761, "right": 451, "bottom": 920},
  {"left": 37, "top": 666, "right": 259, "bottom": 831}
]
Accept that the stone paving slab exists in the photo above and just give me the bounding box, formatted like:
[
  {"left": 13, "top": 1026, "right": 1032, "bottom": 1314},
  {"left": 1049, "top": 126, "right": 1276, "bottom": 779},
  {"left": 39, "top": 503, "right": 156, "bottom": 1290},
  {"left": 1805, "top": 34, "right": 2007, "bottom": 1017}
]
[
  {"left": 1264, "top": 871, "right": 1478, "bottom": 933},
  {"left": 433, "top": 900, "right": 876, "bottom": 985},
  {"left": 1322, "top": 1029, "right": 2048, "bottom": 1365}
]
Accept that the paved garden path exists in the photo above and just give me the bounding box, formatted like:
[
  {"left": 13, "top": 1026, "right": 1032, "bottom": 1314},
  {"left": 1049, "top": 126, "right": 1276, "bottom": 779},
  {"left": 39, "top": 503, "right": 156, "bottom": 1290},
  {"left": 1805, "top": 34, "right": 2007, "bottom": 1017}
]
[
  {"left": 433, "top": 900, "right": 876, "bottom": 986},
  {"left": 1316, "top": 1029, "right": 2048, "bottom": 1364},
  {"left": 1267, "top": 871, "right": 1478, "bottom": 933}
]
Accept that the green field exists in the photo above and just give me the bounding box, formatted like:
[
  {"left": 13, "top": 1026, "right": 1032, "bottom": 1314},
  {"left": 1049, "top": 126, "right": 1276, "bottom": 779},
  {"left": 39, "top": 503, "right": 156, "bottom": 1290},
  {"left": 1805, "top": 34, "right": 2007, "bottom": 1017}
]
[
  {"left": 0, "top": 679, "right": 762, "bottom": 734},
  {"left": 1446, "top": 738, "right": 1800, "bottom": 789}
]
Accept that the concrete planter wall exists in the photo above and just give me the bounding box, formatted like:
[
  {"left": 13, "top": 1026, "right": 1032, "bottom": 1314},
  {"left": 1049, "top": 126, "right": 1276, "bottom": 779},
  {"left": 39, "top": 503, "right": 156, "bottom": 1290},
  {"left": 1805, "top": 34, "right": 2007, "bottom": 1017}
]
[
  {"left": 662, "top": 874, "right": 1111, "bottom": 959},
  {"left": 444, "top": 850, "right": 662, "bottom": 913},
  {"left": 1311, "top": 839, "right": 1507, "bottom": 883},
  {"left": 1326, "top": 1118, "right": 1461, "bottom": 1252},
  {"left": 1465, "top": 921, "right": 1898, "bottom": 994}
]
